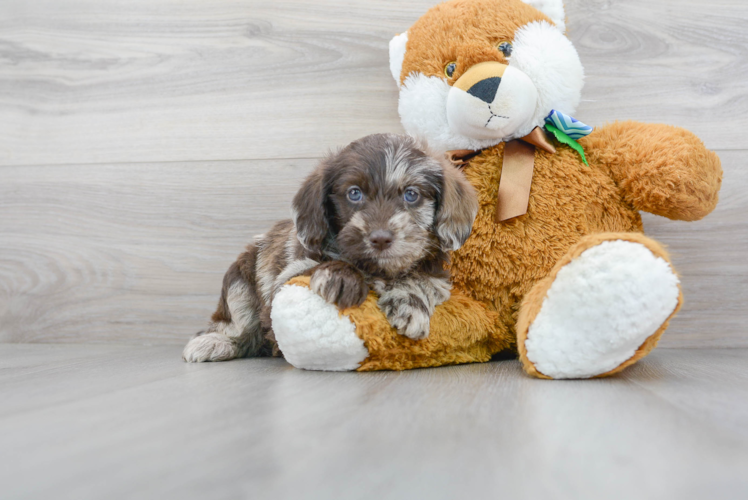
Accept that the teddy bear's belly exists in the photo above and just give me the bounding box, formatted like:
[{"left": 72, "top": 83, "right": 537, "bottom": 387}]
[{"left": 448, "top": 145, "right": 643, "bottom": 329}]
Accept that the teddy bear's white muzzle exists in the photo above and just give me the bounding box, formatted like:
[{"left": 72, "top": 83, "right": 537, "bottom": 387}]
[{"left": 446, "top": 65, "right": 538, "bottom": 141}]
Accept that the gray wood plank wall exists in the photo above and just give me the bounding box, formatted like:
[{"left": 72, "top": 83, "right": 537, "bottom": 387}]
[{"left": 1, "top": 0, "right": 746, "bottom": 346}]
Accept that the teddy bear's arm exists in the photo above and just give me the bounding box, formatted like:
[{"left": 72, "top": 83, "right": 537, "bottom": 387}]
[
  {"left": 581, "top": 121, "right": 722, "bottom": 221},
  {"left": 272, "top": 276, "right": 509, "bottom": 371}
]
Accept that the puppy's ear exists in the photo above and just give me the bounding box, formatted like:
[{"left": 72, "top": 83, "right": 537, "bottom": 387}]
[
  {"left": 436, "top": 160, "right": 479, "bottom": 252},
  {"left": 292, "top": 160, "right": 332, "bottom": 256}
]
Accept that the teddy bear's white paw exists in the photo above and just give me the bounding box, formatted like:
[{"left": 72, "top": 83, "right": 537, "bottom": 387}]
[
  {"left": 525, "top": 240, "right": 680, "bottom": 379},
  {"left": 271, "top": 284, "right": 369, "bottom": 371}
]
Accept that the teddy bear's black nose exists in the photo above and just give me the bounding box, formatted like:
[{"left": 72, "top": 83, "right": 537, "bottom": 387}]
[{"left": 467, "top": 77, "right": 502, "bottom": 103}]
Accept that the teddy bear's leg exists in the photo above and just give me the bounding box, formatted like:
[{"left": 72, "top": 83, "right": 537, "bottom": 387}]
[
  {"left": 270, "top": 279, "right": 370, "bottom": 371},
  {"left": 271, "top": 276, "right": 502, "bottom": 371},
  {"left": 516, "top": 232, "right": 683, "bottom": 380}
]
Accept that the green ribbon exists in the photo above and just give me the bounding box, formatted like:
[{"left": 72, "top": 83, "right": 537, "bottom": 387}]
[{"left": 545, "top": 123, "right": 588, "bottom": 166}]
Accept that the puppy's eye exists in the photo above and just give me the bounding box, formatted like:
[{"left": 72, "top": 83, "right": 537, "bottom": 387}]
[
  {"left": 497, "top": 41, "right": 513, "bottom": 57},
  {"left": 347, "top": 186, "right": 363, "bottom": 203},
  {"left": 444, "top": 62, "right": 456, "bottom": 79},
  {"left": 403, "top": 188, "right": 419, "bottom": 203}
]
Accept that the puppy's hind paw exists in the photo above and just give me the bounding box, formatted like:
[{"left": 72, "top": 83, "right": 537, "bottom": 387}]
[{"left": 183, "top": 332, "right": 239, "bottom": 362}]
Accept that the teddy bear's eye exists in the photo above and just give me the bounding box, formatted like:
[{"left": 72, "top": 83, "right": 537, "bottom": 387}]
[
  {"left": 497, "top": 41, "right": 513, "bottom": 57},
  {"left": 444, "top": 62, "right": 457, "bottom": 79}
]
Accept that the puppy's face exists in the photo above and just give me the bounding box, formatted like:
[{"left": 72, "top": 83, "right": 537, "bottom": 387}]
[
  {"left": 330, "top": 139, "right": 440, "bottom": 275},
  {"left": 293, "top": 134, "right": 478, "bottom": 276}
]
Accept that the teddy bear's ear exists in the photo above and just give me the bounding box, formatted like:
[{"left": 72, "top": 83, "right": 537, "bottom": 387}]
[
  {"left": 520, "top": 0, "right": 566, "bottom": 32},
  {"left": 389, "top": 31, "right": 408, "bottom": 85}
]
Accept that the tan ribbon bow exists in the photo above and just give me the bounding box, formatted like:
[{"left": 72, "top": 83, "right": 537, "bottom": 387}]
[{"left": 446, "top": 126, "right": 556, "bottom": 223}]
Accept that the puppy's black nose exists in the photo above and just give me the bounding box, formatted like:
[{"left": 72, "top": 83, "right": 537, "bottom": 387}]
[
  {"left": 467, "top": 77, "right": 501, "bottom": 103},
  {"left": 369, "top": 230, "right": 394, "bottom": 251}
]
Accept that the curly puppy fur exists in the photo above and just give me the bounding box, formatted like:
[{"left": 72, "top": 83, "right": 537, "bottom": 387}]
[{"left": 183, "top": 133, "right": 478, "bottom": 362}]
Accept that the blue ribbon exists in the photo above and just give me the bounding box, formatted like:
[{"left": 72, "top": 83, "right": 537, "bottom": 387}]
[{"left": 545, "top": 110, "right": 592, "bottom": 140}]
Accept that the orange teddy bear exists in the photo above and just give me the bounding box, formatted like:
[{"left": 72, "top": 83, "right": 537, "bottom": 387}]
[{"left": 270, "top": 0, "right": 722, "bottom": 379}]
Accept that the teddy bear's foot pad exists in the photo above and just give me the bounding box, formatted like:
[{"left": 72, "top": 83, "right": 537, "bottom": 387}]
[
  {"left": 523, "top": 240, "right": 680, "bottom": 379},
  {"left": 271, "top": 284, "right": 369, "bottom": 371}
]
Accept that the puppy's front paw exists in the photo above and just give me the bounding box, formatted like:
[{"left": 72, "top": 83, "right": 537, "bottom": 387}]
[
  {"left": 379, "top": 295, "right": 431, "bottom": 340},
  {"left": 310, "top": 261, "right": 368, "bottom": 309}
]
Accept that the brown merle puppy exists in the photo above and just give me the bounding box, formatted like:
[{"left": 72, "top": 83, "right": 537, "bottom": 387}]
[{"left": 183, "top": 133, "right": 478, "bottom": 363}]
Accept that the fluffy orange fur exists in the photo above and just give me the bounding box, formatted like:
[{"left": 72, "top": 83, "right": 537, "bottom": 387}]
[{"left": 447, "top": 122, "right": 721, "bottom": 362}]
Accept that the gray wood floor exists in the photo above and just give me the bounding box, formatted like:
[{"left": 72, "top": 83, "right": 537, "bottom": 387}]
[{"left": 1, "top": 345, "right": 748, "bottom": 500}]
